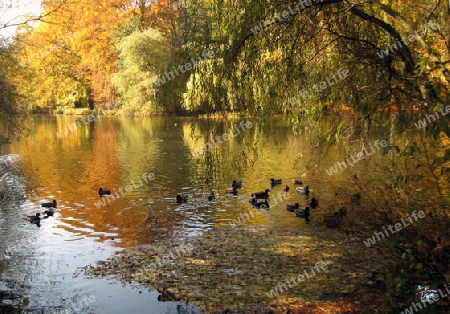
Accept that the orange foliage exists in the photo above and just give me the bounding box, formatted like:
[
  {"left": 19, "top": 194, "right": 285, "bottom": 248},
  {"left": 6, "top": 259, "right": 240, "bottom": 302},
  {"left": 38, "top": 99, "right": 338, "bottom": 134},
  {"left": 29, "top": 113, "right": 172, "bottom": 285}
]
[
  {"left": 127, "top": 0, "right": 179, "bottom": 43},
  {"left": 17, "top": 0, "right": 180, "bottom": 108},
  {"left": 145, "top": 0, "right": 178, "bottom": 36},
  {"left": 18, "top": 0, "right": 126, "bottom": 106}
]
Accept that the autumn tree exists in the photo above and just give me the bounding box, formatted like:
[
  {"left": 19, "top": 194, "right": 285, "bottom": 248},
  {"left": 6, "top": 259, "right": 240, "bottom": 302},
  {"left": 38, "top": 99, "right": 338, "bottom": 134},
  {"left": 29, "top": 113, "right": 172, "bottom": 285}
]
[
  {"left": 112, "top": 28, "right": 170, "bottom": 114},
  {"left": 16, "top": 0, "right": 125, "bottom": 109},
  {"left": 0, "top": 40, "right": 28, "bottom": 143}
]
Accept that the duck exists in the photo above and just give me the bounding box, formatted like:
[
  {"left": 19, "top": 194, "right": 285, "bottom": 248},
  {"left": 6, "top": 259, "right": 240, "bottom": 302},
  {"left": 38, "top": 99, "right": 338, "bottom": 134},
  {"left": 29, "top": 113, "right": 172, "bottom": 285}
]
[
  {"left": 232, "top": 180, "right": 243, "bottom": 188},
  {"left": 347, "top": 193, "right": 361, "bottom": 203},
  {"left": 270, "top": 178, "right": 282, "bottom": 186},
  {"left": 253, "top": 189, "right": 269, "bottom": 199},
  {"left": 282, "top": 185, "right": 290, "bottom": 192},
  {"left": 292, "top": 179, "right": 303, "bottom": 184},
  {"left": 294, "top": 207, "right": 310, "bottom": 221},
  {"left": 208, "top": 191, "right": 216, "bottom": 201},
  {"left": 226, "top": 187, "right": 237, "bottom": 195},
  {"left": 41, "top": 200, "right": 57, "bottom": 208},
  {"left": 309, "top": 198, "right": 318, "bottom": 208},
  {"left": 252, "top": 200, "right": 269, "bottom": 209},
  {"left": 338, "top": 206, "right": 347, "bottom": 216},
  {"left": 286, "top": 203, "right": 299, "bottom": 212},
  {"left": 98, "top": 188, "right": 111, "bottom": 196},
  {"left": 296, "top": 186, "right": 309, "bottom": 195},
  {"left": 44, "top": 208, "right": 55, "bottom": 216},
  {"left": 249, "top": 194, "right": 257, "bottom": 204},
  {"left": 26, "top": 213, "right": 41, "bottom": 223},
  {"left": 176, "top": 193, "right": 188, "bottom": 203}
]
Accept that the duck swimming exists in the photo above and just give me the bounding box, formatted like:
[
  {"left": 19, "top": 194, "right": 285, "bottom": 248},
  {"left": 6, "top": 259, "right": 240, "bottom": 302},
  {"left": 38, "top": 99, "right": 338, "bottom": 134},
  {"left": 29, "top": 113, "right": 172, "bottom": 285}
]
[
  {"left": 44, "top": 208, "right": 55, "bottom": 216},
  {"left": 98, "top": 188, "right": 111, "bottom": 196},
  {"left": 249, "top": 194, "right": 257, "bottom": 204},
  {"left": 294, "top": 207, "right": 310, "bottom": 218},
  {"left": 270, "top": 178, "right": 282, "bottom": 186},
  {"left": 208, "top": 191, "right": 216, "bottom": 201},
  {"left": 286, "top": 203, "right": 299, "bottom": 212},
  {"left": 338, "top": 206, "right": 347, "bottom": 216},
  {"left": 292, "top": 179, "right": 303, "bottom": 184},
  {"left": 253, "top": 189, "right": 270, "bottom": 199},
  {"left": 27, "top": 213, "right": 41, "bottom": 223},
  {"left": 309, "top": 198, "right": 318, "bottom": 208},
  {"left": 347, "top": 193, "right": 361, "bottom": 203},
  {"left": 232, "top": 180, "right": 243, "bottom": 188},
  {"left": 41, "top": 200, "right": 57, "bottom": 208},
  {"left": 282, "top": 185, "right": 290, "bottom": 192},
  {"left": 296, "top": 186, "right": 309, "bottom": 195},
  {"left": 176, "top": 193, "right": 188, "bottom": 203}
]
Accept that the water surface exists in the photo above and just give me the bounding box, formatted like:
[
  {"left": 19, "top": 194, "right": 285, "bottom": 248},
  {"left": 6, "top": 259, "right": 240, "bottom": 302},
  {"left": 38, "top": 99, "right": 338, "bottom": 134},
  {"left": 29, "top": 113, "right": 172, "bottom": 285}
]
[{"left": 0, "top": 114, "right": 408, "bottom": 313}]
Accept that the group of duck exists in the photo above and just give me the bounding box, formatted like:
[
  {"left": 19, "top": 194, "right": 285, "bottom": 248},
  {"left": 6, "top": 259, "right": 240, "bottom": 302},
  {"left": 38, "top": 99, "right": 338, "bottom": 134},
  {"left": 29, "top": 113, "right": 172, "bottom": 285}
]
[
  {"left": 264, "top": 178, "right": 317, "bottom": 224},
  {"left": 174, "top": 180, "right": 242, "bottom": 204},
  {"left": 100, "top": 182, "right": 318, "bottom": 225},
  {"left": 26, "top": 200, "right": 57, "bottom": 227},
  {"left": 244, "top": 178, "right": 316, "bottom": 224},
  {"left": 26, "top": 188, "right": 113, "bottom": 227},
  {"left": 27, "top": 185, "right": 355, "bottom": 230},
  {"left": 174, "top": 178, "right": 316, "bottom": 223}
]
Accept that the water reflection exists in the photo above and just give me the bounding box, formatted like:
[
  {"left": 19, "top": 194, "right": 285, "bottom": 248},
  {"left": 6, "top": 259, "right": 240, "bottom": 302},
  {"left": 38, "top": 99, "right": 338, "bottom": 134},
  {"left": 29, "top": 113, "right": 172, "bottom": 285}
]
[
  {"left": 2, "top": 115, "right": 439, "bottom": 313},
  {"left": 4, "top": 115, "right": 399, "bottom": 246}
]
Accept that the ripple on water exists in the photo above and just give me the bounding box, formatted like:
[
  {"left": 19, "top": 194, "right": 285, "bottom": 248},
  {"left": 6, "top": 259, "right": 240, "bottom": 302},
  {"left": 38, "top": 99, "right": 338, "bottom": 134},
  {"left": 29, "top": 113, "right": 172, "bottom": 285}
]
[{"left": 2, "top": 117, "right": 393, "bottom": 313}]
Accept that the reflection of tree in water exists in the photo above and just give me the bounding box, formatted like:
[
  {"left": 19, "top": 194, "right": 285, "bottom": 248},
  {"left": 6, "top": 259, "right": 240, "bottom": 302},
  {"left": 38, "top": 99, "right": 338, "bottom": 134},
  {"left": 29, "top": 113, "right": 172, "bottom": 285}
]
[
  {"left": 187, "top": 118, "right": 263, "bottom": 186},
  {"left": 187, "top": 118, "right": 322, "bottom": 204}
]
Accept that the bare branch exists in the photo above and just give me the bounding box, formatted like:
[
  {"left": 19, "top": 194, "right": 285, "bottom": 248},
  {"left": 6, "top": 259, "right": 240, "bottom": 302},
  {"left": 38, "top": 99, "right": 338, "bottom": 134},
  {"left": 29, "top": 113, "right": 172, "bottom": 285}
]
[{"left": 1, "top": 0, "right": 68, "bottom": 32}]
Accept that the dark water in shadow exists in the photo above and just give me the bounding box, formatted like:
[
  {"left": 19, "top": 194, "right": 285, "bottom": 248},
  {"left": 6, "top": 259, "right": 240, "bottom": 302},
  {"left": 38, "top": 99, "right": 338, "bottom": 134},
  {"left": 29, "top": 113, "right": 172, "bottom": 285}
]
[{"left": 0, "top": 114, "right": 421, "bottom": 313}]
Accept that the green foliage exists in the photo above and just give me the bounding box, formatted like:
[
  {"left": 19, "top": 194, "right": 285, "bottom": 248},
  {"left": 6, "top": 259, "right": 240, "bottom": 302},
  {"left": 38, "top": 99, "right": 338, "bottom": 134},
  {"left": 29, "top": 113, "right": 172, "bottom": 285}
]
[{"left": 112, "top": 28, "right": 170, "bottom": 115}]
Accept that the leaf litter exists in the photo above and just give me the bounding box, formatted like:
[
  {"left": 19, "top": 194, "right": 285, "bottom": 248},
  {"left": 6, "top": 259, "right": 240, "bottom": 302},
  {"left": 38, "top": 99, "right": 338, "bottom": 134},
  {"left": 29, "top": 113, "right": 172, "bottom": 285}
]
[{"left": 77, "top": 226, "right": 398, "bottom": 313}]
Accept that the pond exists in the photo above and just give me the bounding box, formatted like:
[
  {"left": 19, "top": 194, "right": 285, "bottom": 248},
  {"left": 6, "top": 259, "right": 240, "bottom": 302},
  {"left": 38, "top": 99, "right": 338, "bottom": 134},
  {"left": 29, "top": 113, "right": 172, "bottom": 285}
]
[{"left": 0, "top": 114, "right": 431, "bottom": 313}]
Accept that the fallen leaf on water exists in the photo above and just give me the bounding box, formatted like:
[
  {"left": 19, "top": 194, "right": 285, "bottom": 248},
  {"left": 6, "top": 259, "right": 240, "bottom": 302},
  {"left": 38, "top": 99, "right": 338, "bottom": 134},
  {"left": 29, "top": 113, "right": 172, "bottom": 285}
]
[{"left": 80, "top": 227, "right": 397, "bottom": 313}]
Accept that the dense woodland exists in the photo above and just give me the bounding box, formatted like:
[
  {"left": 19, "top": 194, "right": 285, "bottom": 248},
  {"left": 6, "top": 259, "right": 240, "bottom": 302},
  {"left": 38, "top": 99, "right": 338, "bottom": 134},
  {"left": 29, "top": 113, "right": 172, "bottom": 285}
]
[
  {"left": 0, "top": 0, "right": 447, "bottom": 117},
  {"left": 1, "top": 0, "right": 450, "bottom": 311}
]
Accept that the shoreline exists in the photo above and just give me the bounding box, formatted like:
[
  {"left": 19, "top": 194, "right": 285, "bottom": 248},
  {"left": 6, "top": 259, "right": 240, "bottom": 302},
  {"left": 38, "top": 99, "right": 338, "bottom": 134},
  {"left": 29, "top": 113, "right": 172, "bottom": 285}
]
[{"left": 29, "top": 104, "right": 432, "bottom": 118}]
